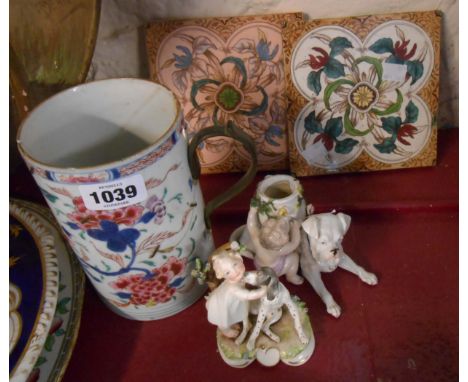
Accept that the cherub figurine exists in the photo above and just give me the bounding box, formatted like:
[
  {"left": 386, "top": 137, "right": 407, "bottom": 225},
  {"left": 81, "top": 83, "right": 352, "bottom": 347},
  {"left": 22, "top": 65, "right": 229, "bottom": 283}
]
[
  {"left": 246, "top": 206, "right": 304, "bottom": 285},
  {"left": 205, "top": 242, "right": 267, "bottom": 345}
]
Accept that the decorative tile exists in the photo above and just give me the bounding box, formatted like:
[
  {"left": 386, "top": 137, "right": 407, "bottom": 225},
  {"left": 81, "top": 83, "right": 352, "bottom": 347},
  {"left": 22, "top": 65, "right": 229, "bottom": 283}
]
[
  {"left": 284, "top": 11, "right": 440, "bottom": 176},
  {"left": 146, "top": 13, "right": 303, "bottom": 174}
]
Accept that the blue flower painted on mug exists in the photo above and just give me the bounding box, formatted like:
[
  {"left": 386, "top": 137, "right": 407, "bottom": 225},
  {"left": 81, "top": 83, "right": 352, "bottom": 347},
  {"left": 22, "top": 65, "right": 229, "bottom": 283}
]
[{"left": 87, "top": 221, "right": 140, "bottom": 252}]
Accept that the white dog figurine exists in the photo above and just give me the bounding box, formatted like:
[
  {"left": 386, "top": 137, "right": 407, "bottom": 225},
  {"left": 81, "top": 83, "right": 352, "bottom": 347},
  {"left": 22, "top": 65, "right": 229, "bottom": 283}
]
[
  {"left": 301, "top": 209, "right": 378, "bottom": 318},
  {"left": 243, "top": 267, "right": 309, "bottom": 351}
]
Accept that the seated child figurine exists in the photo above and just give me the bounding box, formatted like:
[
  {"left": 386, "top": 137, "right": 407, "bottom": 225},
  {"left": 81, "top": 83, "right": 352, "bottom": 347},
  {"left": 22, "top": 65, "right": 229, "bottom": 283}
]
[
  {"left": 205, "top": 242, "right": 267, "bottom": 345},
  {"left": 246, "top": 206, "right": 304, "bottom": 285}
]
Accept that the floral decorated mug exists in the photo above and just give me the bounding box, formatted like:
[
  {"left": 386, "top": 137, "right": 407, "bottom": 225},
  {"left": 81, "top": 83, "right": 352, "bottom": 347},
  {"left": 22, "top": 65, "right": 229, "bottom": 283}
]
[{"left": 17, "top": 78, "right": 257, "bottom": 321}]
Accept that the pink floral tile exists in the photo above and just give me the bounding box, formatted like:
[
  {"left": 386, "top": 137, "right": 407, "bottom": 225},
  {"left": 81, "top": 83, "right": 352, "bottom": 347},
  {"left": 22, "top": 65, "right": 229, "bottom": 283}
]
[{"left": 147, "top": 13, "right": 303, "bottom": 173}]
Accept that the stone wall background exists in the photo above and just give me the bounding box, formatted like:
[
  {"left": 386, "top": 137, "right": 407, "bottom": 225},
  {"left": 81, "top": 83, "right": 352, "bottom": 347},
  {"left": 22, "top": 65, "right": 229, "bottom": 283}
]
[{"left": 87, "top": 0, "right": 458, "bottom": 127}]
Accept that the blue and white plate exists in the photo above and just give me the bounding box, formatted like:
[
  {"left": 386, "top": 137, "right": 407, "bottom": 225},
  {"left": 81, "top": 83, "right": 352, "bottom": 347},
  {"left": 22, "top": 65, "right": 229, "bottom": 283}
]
[
  {"left": 13, "top": 199, "right": 85, "bottom": 382},
  {"left": 9, "top": 201, "right": 59, "bottom": 382}
]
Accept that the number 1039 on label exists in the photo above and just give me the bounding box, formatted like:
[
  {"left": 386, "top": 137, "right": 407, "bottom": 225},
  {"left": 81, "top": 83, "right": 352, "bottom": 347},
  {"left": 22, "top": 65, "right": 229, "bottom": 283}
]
[
  {"left": 89, "top": 185, "right": 137, "bottom": 204},
  {"left": 79, "top": 174, "right": 147, "bottom": 210}
]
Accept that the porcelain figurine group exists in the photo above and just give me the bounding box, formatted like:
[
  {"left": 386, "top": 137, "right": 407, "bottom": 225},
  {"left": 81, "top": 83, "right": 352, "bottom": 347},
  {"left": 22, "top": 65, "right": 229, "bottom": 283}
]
[{"left": 199, "top": 174, "right": 378, "bottom": 367}]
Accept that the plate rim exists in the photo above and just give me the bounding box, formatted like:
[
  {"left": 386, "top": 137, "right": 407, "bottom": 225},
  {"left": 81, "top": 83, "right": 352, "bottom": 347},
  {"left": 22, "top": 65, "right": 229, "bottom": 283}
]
[
  {"left": 13, "top": 198, "right": 85, "bottom": 382},
  {"left": 9, "top": 200, "right": 60, "bottom": 382}
]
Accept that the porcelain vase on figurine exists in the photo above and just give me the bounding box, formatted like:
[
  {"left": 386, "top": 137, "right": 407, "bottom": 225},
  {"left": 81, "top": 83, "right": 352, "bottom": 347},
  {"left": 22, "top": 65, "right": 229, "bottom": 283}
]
[
  {"left": 230, "top": 175, "right": 308, "bottom": 283},
  {"left": 254, "top": 174, "right": 306, "bottom": 222},
  {"left": 17, "top": 78, "right": 256, "bottom": 321}
]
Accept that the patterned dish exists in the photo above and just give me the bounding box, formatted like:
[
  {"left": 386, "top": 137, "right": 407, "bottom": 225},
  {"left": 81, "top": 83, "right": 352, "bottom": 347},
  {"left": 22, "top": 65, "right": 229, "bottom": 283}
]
[
  {"left": 9, "top": 201, "right": 59, "bottom": 382},
  {"left": 13, "top": 199, "right": 85, "bottom": 382}
]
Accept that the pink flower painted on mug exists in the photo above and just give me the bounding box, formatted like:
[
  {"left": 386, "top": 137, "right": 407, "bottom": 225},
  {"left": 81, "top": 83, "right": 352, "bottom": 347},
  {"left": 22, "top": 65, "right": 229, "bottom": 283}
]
[
  {"left": 67, "top": 210, "right": 101, "bottom": 230},
  {"left": 110, "top": 257, "right": 186, "bottom": 306},
  {"left": 109, "top": 206, "right": 145, "bottom": 226},
  {"left": 145, "top": 195, "right": 167, "bottom": 224},
  {"left": 67, "top": 197, "right": 144, "bottom": 230},
  {"left": 72, "top": 197, "right": 88, "bottom": 213},
  {"left": 59, "top": 174, "right": 107, "bottom": 183}
]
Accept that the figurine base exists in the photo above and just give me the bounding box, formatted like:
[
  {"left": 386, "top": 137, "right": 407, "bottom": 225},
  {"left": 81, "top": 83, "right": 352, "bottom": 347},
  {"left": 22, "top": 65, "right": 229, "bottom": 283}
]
[{"left": 216, "top": 301, "right": 314, "bottom": 368}]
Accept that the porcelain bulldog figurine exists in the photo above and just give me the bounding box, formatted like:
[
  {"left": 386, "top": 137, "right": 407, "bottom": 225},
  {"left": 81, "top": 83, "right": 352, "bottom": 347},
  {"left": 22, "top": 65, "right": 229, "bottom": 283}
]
[
  {"left": 205, "top": 243, "right": 267, "bottom": 344},
  {"left": 301, "top": 208, "right": 378, "bottom": 318}
]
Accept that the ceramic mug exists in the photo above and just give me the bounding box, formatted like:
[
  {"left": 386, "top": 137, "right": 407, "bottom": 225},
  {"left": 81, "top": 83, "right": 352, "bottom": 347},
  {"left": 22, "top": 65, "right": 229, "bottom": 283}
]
[{"left": 17, "top": 78, "right": 257, "bottom": 321}]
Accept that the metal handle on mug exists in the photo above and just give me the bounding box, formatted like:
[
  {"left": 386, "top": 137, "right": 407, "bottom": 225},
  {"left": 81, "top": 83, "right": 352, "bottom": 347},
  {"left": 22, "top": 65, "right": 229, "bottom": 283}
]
[{"left": 187, "top": 121, "right": 258, "bottom": 229}]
